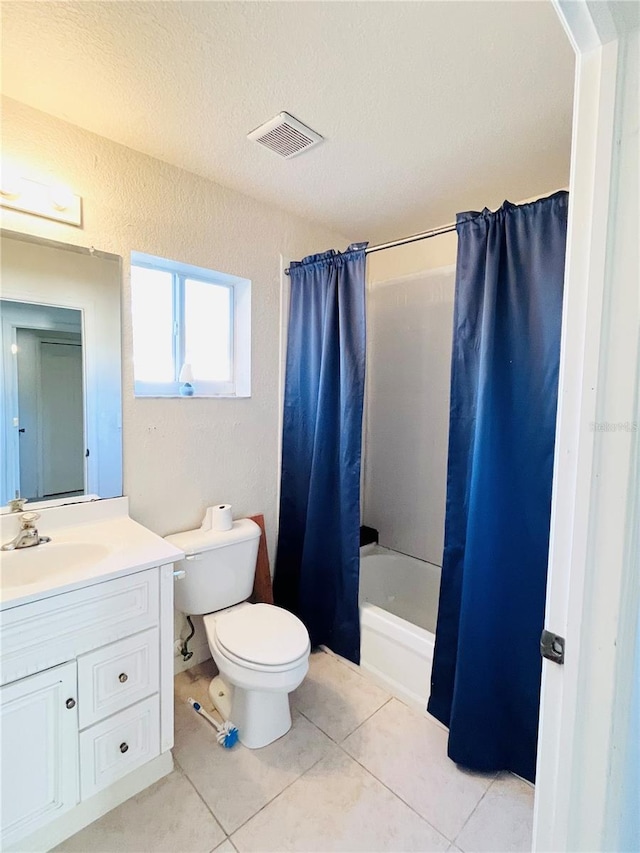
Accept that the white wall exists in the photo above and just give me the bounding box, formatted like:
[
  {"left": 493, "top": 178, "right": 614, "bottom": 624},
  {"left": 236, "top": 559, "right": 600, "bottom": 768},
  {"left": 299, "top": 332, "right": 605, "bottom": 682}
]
[
  {"left": 1, "top": 96, "right": 348, "bottom": 540},
  {"left": 1, "top": 96, "right": 348, "bottom": 666},
  {"left": 363, "top": 237, "right": 456, "bottom": 565}
]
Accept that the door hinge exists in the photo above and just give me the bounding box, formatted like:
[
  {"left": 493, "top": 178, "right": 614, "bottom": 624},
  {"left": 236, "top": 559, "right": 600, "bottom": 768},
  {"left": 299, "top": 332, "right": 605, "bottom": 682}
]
[{"left": 540, "top": 629, "right": 565, "bottom": 664}]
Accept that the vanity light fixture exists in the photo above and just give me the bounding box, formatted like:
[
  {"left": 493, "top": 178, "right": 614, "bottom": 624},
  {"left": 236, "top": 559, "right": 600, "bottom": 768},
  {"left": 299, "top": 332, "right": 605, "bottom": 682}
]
[
  {"left": 49, "top": 183, "right": 76, "bottom": 212},
  {"left": 0, "top": 174, "right": 82, "bottom": 226},
  {"left": 0, "top": 166, "right": 21, "bottom": 199}
]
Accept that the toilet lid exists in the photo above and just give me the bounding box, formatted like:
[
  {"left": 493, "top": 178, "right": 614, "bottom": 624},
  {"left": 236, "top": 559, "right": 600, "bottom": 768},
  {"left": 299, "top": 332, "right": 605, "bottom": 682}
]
[{"left": 214, "top": 603, "right": 310, "bottom": 666}]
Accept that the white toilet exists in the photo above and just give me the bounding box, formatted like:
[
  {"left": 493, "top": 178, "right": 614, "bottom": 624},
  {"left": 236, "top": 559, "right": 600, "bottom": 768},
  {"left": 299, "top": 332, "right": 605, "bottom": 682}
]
[{"left": 166, "top": 518, "right": 310, "bottom": 748}]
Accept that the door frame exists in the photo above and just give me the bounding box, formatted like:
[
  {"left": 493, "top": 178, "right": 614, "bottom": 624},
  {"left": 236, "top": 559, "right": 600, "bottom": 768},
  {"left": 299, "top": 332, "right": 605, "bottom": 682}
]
[{"left": 534, "top": 3, "right": 639, "bottom": 850}]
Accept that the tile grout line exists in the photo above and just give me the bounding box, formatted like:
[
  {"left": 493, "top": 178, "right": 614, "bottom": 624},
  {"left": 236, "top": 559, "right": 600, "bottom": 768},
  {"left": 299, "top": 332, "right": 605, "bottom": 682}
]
[
  {"left": 173, "top": 754, "right": 229, "bottom": 841},
  {"left": 297, "top": 660, "right": 454, "bottom": 842},
  {"left": 227, "top": 751, "right": 331, "bottom": 841},
  {"left": 176, "top": 677, "right": 339, "bottom": 842},
  {"left": 177, "top": 712, "right": 513, "bottom": 853},
  {"left": 336, "top": 740, "right": 452, "bottom": 846},
  {"left": 177, "top": 655, "right": 509, "bottom": 852},
  {"left": 320, "top": 656, "right": 501, "bottom": 847},
  {"left": 315, "top": 648, "right": 449, "bottom": 735},
  {"left": 337, "top": 694, "right": 395, "bottom": 743},
  {"left": 212, "top": 838, "right": 238, "bottom": 853},
  {"left": 450, "top": 773, "right": 499, "bottom": 848},
  {"left": 295, "top": 693, "right": 392, "bottom": 746},
  {"left": 220, "top": 699, "right": 342, "bottom": 840},
  {"left": 228, "top": 690, "right": 450, "bottom": 847},
  {"left": 332, "top": 692, "right": 496, "bottom": 848},
  {"left": 451, "top": 770, "right": 535, "bottom": 848}
]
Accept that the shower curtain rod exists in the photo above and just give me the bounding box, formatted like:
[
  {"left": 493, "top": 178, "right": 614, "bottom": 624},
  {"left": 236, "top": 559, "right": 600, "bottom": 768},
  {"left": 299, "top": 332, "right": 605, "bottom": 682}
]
[
  {"left": 284, "top": 221, "right": 457, "bottom": 275},
  {"left": 365, "top": 221, "right": 457, "bottom": 255}
]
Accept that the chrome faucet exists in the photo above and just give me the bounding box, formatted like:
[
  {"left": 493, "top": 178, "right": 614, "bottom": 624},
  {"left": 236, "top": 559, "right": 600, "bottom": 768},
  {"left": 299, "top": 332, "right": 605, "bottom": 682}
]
[{"left": 1, "top": 512, "right": 51, "bottom": 551}]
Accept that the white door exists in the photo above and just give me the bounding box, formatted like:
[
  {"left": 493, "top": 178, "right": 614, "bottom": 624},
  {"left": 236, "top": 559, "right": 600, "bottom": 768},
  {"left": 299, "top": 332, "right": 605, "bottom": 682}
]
[
  {"left": 40, "top": 342, "right": 84, "bottom": 497},
  {"left": 0, "top": 661, "right": 79, "bottom": 847},
  {"left": 534, "top": 5, "right": 639, "bottom": 851}
]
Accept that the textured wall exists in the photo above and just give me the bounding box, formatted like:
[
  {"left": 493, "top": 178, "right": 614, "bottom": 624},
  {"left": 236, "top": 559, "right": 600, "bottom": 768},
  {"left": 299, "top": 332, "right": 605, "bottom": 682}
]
[
  {"left": 1, "top": 96, "right": 349, "bottom": 666},
  {"left": 0, "top": 2, "right": 574, "bottom": 242},
  {"left": 1, "top": 97, "right": 348, "bottom": 544}
]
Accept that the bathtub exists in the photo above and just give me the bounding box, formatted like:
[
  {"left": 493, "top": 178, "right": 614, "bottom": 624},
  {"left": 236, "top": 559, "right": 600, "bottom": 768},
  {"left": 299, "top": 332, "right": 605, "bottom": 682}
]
[{"left": 359, "top": 544, "right": 441, "bottom": 709}]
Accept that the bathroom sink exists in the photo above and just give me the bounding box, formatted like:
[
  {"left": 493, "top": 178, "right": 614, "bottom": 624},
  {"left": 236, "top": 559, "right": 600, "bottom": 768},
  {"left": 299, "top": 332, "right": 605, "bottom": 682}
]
[
  {"left": 0, "top": 542, "right": 112, "bottom": 589},
  {"left": 0, "top": 501, "right": 185, "bottom": 608}
]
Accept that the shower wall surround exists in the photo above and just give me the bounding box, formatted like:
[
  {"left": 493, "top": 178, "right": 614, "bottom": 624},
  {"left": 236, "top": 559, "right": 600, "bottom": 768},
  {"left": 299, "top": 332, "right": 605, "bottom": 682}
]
[{"left": 363, "top": 261, "right": 456, "bottom": 565}]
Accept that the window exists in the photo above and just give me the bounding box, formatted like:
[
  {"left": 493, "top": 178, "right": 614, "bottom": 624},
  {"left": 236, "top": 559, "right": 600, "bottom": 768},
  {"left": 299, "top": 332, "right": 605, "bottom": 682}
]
[{"left": 131, "top": 252, "right": 251, "bottom": 397}]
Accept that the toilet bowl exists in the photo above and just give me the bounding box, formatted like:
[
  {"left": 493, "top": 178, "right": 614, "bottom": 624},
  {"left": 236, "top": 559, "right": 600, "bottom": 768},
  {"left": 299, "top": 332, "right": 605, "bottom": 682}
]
[
  {"left": 204, "top": 602, "right": 310, "bottom": 748},
  {"left": 165, "top": 517, "right": 311, "bottom": 749}
]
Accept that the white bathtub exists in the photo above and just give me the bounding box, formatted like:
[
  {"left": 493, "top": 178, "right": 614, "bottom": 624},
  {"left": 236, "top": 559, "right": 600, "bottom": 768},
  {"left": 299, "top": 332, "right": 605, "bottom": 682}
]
[{"left": 359, "top": 544, "right": 441, "bottom": 709}]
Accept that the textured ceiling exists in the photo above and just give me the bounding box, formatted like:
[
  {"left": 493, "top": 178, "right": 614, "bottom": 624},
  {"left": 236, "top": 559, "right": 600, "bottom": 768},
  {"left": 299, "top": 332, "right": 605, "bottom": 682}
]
[{"left": 1, "top": 1, "right": 574, "bottom": 243}]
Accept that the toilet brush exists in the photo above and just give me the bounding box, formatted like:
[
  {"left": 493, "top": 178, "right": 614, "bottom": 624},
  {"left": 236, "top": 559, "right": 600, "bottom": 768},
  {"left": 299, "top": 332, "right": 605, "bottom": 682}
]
[{"left": 187, "top": 697, "right": 239, "bottom": 748}]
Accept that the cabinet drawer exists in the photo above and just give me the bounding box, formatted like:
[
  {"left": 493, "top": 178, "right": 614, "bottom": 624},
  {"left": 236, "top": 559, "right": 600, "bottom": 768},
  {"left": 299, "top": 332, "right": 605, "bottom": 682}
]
[
  {"left": 79, "top": 695, "right": 160, "bottom": 799},
  {"left": 1, "top": 569, "right": 159, "bottom": 686},
  {"left": 78, "top": 628, "right": 159, "bottom": 729}
]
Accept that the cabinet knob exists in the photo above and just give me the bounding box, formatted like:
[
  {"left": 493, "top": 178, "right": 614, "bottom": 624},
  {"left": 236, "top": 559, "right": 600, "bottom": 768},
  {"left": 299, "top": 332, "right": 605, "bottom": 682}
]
[
  {"left": 119, "top": 742, "right": 129, "bottom": 754},
  {"left": 118, "top": 672, "right": 128, "bottom": 683},
  {"left": 66, "top": 698, "right": 76, "bottom": 709}
]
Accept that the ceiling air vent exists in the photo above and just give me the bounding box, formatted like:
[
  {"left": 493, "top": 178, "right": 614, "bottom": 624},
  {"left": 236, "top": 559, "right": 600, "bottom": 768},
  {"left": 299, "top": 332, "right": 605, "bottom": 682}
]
[{"left": 247, "top": 112, "right": 323, "bottom": 159}]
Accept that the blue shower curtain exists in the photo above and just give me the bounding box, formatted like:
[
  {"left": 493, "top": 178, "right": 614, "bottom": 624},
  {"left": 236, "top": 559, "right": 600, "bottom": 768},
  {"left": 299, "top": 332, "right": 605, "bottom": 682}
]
[
  {"left": 273, "top": 243, "right": 367, "bottom": 664},
  {"left": 428, "top": 192, "right": 568, "bottom": 782}
]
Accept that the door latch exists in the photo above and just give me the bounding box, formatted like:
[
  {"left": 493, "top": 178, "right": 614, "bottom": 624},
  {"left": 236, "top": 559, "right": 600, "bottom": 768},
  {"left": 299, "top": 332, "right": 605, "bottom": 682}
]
[{"left": 540, "top": 629, "right": 565, "bottom": 664}]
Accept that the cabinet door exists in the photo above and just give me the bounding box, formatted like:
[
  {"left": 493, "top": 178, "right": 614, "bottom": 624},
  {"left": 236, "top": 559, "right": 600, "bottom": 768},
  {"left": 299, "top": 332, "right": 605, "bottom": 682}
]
[{"left": 1, "top": 661, "right": 79, "bottom": 847}]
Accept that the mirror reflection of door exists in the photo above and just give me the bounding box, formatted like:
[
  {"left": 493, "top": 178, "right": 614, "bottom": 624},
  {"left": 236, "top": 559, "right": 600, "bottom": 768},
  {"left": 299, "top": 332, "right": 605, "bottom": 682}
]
[
  {"left": 1, "top": 235, "right": 123, "bottom": 508},
  {"left": 9, "top": 309, "right": 85, "bottom": 500},
  {"left": 40, "top": 340, "right": 84, "bottom": 497}
]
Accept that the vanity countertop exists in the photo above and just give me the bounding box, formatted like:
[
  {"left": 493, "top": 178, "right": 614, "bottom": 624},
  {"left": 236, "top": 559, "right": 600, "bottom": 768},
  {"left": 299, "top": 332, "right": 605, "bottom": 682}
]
[{"left": 0, "top": 497, "right": 184, "bottom": 611}]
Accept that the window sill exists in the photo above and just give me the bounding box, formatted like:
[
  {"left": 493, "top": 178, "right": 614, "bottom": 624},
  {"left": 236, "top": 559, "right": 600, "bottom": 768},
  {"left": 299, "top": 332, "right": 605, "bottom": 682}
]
[
  {"left": 134, "top": 392, "right": 251, "bottom": 399},
  {"left": 134, "top": 379, "right": 250, "bottom": 398}
]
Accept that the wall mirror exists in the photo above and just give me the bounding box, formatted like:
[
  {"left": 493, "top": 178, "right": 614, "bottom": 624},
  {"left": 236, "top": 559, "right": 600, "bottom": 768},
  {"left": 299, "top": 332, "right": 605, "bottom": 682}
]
[{"left": 0, "top": 230, "right": 122, "bottom": 512}]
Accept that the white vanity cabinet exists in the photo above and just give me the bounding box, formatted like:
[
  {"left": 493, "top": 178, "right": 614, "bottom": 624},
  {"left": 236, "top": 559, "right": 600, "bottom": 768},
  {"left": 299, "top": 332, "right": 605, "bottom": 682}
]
[
  {"left": 0, "top": 562, "right": 176, "bottom": 851},
  {"left": 0, "top": 661, "right": 79, "bottom": 844}
]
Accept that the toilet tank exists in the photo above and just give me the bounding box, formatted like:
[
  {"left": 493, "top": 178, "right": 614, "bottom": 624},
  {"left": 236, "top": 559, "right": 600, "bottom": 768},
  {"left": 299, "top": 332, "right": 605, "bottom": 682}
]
[{"left": 165, "top": 519, "right": 261, "bottom": 615}]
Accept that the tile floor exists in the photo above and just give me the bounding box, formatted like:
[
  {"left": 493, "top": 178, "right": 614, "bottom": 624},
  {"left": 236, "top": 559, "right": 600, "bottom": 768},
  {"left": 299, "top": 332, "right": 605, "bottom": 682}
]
[{"left": 55, "top": 650, "right": 534, "bottom": 853}]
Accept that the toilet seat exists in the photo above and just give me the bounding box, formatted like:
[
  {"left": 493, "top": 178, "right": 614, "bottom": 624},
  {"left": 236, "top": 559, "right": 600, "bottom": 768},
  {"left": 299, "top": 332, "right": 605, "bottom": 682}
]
[
  {"left": 205, "top": 603, "right": 310, "bottom": 672},
  {"left": 213, "top": 639, "right": 310, "bottom": 673}
]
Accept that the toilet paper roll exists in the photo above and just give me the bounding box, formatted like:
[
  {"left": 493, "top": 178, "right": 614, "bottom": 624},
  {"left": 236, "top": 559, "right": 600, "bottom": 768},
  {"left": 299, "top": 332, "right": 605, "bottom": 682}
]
[{"left": 201, "top": 504, "right": 233, "bottom": 532}]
